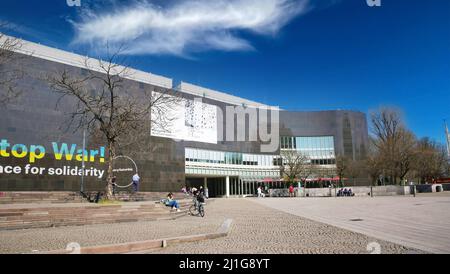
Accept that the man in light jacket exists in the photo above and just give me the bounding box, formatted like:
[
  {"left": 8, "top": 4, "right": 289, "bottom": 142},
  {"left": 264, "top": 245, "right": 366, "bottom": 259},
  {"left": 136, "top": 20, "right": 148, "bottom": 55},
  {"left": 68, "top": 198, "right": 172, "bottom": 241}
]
[{"left": 132, "top": 173, "right": 140, "bottom": 193}]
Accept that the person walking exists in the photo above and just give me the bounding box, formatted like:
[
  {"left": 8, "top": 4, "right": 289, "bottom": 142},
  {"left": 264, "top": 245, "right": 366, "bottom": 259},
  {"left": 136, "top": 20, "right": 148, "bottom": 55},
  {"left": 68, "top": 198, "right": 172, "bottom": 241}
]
[
  {"left": 132, "top": 173, "right": 140, "bottom": 193},
  {"left": 289, "top": 184, "right": 294, "bottom": 197},
  {"left": 181, "top": 186, "right": 189, "bottom": 197},
  {"left": 204, "top": 187, "right": 209, "bottom": 199}
]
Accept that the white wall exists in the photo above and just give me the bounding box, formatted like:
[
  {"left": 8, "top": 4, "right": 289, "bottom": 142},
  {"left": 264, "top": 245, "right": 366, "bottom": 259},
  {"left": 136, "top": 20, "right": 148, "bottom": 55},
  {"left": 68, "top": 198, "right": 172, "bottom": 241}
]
[{"left": 298, "top": 186, "right": 412, "bottom": 197}]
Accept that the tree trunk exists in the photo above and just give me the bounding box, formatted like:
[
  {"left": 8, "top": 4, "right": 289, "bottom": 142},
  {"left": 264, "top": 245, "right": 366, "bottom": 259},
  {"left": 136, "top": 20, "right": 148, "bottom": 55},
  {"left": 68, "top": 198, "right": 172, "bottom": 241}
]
[{"left": 105, "top": 140, "right": 115, "bottom": 199}]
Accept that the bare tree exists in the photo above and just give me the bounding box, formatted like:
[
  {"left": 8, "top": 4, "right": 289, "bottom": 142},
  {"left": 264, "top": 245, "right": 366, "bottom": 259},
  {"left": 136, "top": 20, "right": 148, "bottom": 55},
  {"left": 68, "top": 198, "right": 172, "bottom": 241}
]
[
  {"left": 314, "top": 166, "right": 335, "bottom": 188},
  {"left": 48, "top": 50, "right": 181, "bottom": 199},
  {"left": 414, "top": 138, "right": 447, "bottom": 183},
  {"left": 335, "top": 155, "right": 350, "bottom": 187},
  {"left": 0, "top": 22, "right": 23, "bottom": 105},
  {"left": 394, "top": 128, "right": 416, "bottom": 183},
  {"left": 347, "top": 159, "right": 364, "bottom": 186},
  {"left": 365, "top": 139, "right": 383, "bottom": 186},
  {"left": 370, "top": 108, "right": 416, "bottom": 184},
  {"left": 280, "top": 150, "right": 313, "bottom": 187}
]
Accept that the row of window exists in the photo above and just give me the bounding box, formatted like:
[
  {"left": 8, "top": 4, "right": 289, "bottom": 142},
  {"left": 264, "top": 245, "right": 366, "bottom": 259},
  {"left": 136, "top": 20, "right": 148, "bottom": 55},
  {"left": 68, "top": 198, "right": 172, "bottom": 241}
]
[
  {"left": 281, "top": 136, "right": 336, "bottom": 160},
  {"left": 311, "top": 159, "right": 336, "bottom": 165},
  {"left": 185, "top": 148, "right": 336, "bottom": 167},
  {"left": 185, "top": 148, "right": 278, "bottom": 166},
  {"left": 281, "top": 136, "right": 335, "bottom": 150},
  {"left": 185, "top": 167, "right": 280, "bottom": 177}
]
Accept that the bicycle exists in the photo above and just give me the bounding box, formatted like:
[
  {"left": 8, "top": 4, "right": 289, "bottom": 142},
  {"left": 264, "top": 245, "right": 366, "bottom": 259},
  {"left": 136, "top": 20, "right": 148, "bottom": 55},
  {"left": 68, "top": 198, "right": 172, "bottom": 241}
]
[
  {"left": 80, "top": 191, "right": 104, "bottom": 203},
  {"left": 189, "top": 196, "right": 205, "bottom": 217}
]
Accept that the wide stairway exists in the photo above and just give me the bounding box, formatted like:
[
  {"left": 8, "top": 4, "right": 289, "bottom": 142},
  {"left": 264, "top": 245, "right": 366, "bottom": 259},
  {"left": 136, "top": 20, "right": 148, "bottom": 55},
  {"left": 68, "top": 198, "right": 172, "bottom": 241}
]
[
  {"left": 0, "top": 191, "right": 187, "bottom": 204},
  {"left": 0, "top": 192, "right": 193, "bottom": 230},
  {"left": 0, "top": 192, "right": 84, "bottom": 204}
]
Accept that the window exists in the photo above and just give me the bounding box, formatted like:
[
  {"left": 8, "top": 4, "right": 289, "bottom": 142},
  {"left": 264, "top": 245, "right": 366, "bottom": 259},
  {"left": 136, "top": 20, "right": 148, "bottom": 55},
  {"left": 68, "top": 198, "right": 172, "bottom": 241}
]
[
  {"left": 185, "top": 148, "right": 278, "bottom": 167},
  {"left": 281, "top": 136, "right": 336, "bottom": 165}
]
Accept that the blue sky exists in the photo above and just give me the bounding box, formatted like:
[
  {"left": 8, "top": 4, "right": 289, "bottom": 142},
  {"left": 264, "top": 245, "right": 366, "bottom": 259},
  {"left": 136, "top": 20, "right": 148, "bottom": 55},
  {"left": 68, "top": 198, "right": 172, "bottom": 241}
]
[{"left": 1, "top": 0, "right": 449, "bottom": 144}]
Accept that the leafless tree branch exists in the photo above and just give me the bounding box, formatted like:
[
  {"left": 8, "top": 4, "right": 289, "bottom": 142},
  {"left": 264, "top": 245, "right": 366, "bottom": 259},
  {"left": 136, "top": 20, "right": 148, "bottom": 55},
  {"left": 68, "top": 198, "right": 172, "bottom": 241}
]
[
  {"left": 0, "top": 22, "right": 24, "bottom": 105},
  {"left": 47, "top": 48, "right": 182, "bottom": 198}
]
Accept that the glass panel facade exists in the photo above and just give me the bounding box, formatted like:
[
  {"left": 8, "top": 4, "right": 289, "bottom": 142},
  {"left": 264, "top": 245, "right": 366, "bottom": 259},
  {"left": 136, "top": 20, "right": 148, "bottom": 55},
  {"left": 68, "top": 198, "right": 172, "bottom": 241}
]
[
  {"left": 186, "top": 148, "right": 279, "bottom": 167},
  {"left": 281, "top": 136, "right": 336, "bottom": 165}
]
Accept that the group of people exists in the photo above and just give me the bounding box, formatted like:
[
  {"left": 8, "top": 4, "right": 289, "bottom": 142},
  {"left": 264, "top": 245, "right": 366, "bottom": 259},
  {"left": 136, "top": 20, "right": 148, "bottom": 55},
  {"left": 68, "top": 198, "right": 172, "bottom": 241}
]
[
  {"left": 257, "top": 184, "right": 297, "bottom": 197},
  {"left": 337, "top": 188, "right": 354, "bottom": 197},
  {"left": 181, "top": 186, "right": 209, "bottom": 199},
  {"left": 164, "top": 185, "right": 208, "bottom": 212}
]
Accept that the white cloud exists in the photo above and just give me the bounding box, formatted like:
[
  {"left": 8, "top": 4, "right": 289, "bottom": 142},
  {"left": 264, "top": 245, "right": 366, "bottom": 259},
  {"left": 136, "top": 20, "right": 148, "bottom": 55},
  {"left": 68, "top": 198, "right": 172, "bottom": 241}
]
[{"left": 72, "top": 0, "right": 310, "bottom": 56}]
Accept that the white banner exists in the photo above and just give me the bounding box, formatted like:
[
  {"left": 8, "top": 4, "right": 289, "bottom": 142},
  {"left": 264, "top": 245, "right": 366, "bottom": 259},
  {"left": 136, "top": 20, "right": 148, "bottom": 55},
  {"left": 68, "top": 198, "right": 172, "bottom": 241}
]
[{"left": 151, "top": 92, "right": 218, "bottom": 144}]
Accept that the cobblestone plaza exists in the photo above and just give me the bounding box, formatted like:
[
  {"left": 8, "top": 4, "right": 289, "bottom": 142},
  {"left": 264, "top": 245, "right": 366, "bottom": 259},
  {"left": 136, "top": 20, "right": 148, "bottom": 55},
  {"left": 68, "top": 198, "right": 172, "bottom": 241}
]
[{"left": 3, "top": 194, "right": 447, "bottom": 254}]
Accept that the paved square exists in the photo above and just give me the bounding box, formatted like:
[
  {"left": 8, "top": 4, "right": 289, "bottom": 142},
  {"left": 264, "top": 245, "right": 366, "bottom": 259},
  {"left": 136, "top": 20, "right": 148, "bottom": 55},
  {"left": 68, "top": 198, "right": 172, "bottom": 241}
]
[
  {"left": 252, "top": 193, "right": 450, "bottom": 253},
  {"left": 0, "top": 197, "right": 434, "bottom": 254},
  {"left": 150, "top": 198, "right": 421, "bottom": 254}
]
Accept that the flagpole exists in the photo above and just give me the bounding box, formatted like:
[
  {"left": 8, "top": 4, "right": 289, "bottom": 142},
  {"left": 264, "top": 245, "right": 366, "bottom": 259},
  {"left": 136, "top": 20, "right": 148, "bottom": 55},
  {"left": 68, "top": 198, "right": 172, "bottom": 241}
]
[{"left": 445, "top": 120, "right": 450, "bottom": 160}]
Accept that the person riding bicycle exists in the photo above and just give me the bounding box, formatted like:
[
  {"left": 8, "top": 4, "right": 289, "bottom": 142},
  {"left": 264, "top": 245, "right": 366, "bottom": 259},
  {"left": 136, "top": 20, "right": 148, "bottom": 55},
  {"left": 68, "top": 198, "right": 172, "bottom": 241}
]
[
  {"left": 192, "top": 187, "right": 205, "bottom": 210},
  {"left": 197, "top": 191, "right": 205, "bottom": 204}
]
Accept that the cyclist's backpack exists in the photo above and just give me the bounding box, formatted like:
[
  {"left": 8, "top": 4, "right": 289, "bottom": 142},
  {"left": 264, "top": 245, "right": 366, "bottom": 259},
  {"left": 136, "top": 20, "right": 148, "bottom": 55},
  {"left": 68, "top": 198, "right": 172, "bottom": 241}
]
[{"left": 197, "top": 194, "right": 205, "bottom": 203}]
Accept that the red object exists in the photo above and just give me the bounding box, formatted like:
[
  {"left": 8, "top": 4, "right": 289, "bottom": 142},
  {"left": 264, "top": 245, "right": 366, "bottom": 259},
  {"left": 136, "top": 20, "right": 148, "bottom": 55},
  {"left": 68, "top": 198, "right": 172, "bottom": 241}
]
[
  {"left": 304, "top": 177, "right": 347, "bottom": 182},
  {"left": 435, "top": 178, "right": 450, "bottom": 184}
]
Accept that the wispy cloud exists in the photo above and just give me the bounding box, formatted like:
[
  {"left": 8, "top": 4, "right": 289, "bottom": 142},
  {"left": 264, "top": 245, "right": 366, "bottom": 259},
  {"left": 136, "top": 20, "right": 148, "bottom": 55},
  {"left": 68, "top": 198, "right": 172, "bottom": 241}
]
[{"left": 72, "top": 0, "right": 310, "bottom": 56}]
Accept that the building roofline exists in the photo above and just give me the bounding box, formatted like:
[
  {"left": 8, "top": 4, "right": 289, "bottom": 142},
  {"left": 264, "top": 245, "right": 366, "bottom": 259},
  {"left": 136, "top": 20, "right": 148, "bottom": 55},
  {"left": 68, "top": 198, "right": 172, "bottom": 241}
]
[
  {"left": 176, "top": 82, "right": 271, "bottom": 108},
  {"left": 1, "top": 34, "right": 271, "bottom": 108},
  {"left": 4, "top": 35, "right": 173, "bottom": 89}
]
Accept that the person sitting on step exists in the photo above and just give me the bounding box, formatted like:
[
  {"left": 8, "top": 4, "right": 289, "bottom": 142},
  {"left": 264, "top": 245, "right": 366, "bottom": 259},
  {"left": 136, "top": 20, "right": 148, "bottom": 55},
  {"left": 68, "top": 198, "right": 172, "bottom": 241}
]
[{"left": 165, "top": 192, "right": 180, "bottom": 212}]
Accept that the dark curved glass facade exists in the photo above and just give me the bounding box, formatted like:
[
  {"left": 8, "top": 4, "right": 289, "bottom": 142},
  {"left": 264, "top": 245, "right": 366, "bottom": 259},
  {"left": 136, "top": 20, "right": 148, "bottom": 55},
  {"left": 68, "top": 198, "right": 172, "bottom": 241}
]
[{"left": 0, "top": 45, "right": 370, "bottom": 192}]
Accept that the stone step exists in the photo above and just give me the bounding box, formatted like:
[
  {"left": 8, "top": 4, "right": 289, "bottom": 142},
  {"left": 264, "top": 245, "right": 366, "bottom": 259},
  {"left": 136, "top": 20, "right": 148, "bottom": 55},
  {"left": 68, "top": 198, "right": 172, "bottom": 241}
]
[
  {"left": 0, "top": 191, "right": 188, "bottom": 204},
  {"left": 2, "top": 210, "right": 186, "bottom": 222},
  {"left": 0, "top": 211, "right": 189, "bottom": 230},
  {"left": 0, "top": 205, "right": 189, "bottom": 217},
  {"left": 0, "top": 200, "right": 192, "bottom": 230}
]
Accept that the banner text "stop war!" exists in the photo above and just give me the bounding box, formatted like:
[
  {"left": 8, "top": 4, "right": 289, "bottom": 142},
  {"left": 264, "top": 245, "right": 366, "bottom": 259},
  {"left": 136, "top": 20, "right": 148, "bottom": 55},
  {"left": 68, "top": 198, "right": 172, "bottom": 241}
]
[{"left": 0, "top": 139, "right": 105, "bottom": 164}]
